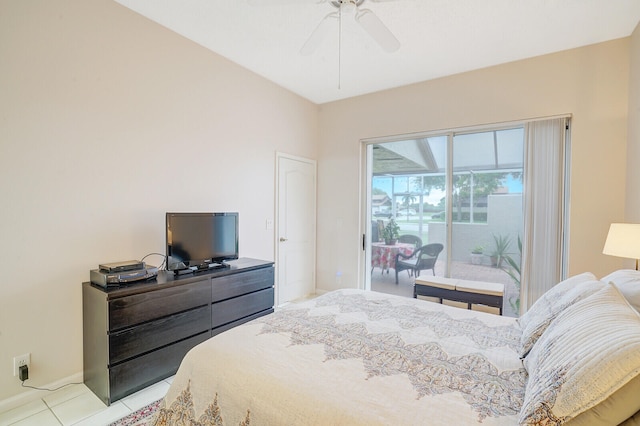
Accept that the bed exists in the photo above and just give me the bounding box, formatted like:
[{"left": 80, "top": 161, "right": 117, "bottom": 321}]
[{"left": 151, "top": 270, "right": 640, "bottom": 426}]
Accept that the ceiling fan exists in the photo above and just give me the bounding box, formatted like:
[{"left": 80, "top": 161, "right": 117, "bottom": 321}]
[{"left": 248, "top": 0, "right": 401, "bottom": 55}]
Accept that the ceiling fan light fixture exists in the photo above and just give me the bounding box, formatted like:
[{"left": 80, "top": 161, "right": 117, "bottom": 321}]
[{"left": 340, "top": 0, "right": 357, "bottom": 14}]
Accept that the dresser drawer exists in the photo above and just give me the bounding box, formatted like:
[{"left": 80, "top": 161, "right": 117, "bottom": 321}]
[
  {"left": 109, "top": 331, "right": 210, "bottom": 403},
  {"left": 109, "top": 279, "right": 211, "bottom": 331},
  {"left": 212, "top": 308, "right": 273, "bottom": 336},
  {"left": 212, "top": 287, "right": 274, "bottom": 329},
  {"left": 212, "top": 267, "right": 273, "bottom": 302},
  {"left": 109, "top": 305, "right": 211, "bottom": 365}
]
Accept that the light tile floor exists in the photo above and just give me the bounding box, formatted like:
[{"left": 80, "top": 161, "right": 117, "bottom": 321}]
[{"left": 0, "top": 377, "right": 172, "bottom": 426}]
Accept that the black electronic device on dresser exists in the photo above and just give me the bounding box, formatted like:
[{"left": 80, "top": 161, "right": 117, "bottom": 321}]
[
  {"left": 166, "top": 212, "right": 239, "bottom": 273},
  {"left": 82, "top": 258, "right": 274, "bottom": 405}
]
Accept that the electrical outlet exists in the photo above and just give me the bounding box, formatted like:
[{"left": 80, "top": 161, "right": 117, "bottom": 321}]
[{"left": 13, "top": 353, "right": 30, "bottom": 377}]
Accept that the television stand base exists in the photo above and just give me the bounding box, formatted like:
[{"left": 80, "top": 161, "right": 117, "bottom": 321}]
[
  {"left": 174, "top": 263, "right": 230, "bottom": 275},
  {"left": 174, "top": 267, "right": 197, "bottom": 276},
  {"left": 199, "top": 263, "right": 227, "bottom": 271},
  {"left": 214, "top": 263, "right": 228, "bottom": 269}
]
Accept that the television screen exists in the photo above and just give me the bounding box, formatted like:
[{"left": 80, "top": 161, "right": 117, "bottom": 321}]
[{"left": 166, "top": 212, "right": 239, "bottom": 272}]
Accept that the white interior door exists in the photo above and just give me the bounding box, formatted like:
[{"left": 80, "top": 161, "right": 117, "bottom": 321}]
[{"left": 276, "top": 153, "right": 316, "bottom": 306}]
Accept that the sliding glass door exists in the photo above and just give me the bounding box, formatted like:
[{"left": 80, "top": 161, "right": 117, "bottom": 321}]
[{"left": 366, "top": 126, "right": 524, "bottom": 316}]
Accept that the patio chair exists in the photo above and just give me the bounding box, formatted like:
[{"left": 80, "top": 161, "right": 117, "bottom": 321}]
[
  {"left": 385, "top": 235, "right": 421, "bottom": 276},
  {"left": 397, "top": 234, "right": 422, "bottom": 250},
  {"left": 395, "top": 243, "right": 444, "bottom": 284}
]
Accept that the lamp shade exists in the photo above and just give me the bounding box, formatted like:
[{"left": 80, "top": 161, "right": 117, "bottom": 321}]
[{"left": 603, "top": 223, "right": 640, "bottom": 259}]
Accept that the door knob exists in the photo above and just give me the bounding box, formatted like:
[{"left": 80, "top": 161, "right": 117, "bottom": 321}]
[{"left": 279, "top": 237, "right": 288, "bottom": 242}]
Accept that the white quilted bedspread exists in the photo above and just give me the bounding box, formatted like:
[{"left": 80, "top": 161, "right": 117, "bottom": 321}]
[{"left": 152, "top": 289, "right": 525, "bottom": 426}]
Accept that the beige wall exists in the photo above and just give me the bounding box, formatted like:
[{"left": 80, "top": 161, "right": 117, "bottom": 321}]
[
  {"left": 0, "top": 0, "right": 317, "bottom": 402},
  {"left": 317, "top": 39, "right": 630, "bottom": 293},
  {"left": 627, "top": 23, "right": 640, "bottom": 223}
]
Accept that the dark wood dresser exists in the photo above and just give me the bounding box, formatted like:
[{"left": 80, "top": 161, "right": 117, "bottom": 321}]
[{"left": 82, "top": 258, "right": 274, "bottom": 405}]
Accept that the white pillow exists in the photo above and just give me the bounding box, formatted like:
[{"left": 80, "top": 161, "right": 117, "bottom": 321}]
[
  {"left": 519, "top": 282, "right": 640, "bottom": 425},
  {"left": 517, "top": 272, "right": 601, "bottom": 358},
  {"left": 600, "top": 269, "right": 640, "bottom": 310}
]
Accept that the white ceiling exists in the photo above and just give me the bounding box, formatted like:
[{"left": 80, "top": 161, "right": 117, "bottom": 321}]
[{"left": 114, "top": 0, "right": 640, "bottom": 104}]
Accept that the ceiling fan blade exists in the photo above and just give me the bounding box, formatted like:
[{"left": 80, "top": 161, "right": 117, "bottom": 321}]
[
  {"left": 300, "top": 12, "right": 338, "bottom": 56},
  {"left": 355, "top": 8, "right": 400, "bottom": 52}
]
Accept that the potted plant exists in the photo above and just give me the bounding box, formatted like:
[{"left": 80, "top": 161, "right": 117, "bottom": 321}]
[
  {"left": 470, "top": 245, "right": 484, "bottom": 265},
  {"left": 382, "top": 219, "right": 400, "bottom": 245},
  {"left": 490, "top": 234, "right": 511, "bottom": 268}
]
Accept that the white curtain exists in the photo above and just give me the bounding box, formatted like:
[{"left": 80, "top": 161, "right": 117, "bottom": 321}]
[{"left": 520, "top": 117, "right": 568, "bottom": 313}]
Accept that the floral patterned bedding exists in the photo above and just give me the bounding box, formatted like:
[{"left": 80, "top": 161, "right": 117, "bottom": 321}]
[{"left": 152, "top": 289, "right": 525, "bottom": 426}]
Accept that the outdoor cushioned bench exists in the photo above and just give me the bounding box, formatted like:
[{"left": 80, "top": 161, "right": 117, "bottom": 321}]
[{"left": 414, "top": 276, "right": 504, "bottom": 315}]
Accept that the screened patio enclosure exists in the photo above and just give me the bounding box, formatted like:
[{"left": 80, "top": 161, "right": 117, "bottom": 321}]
[{"left": 367, "top": 127, "right": 524, "bottom": 317}]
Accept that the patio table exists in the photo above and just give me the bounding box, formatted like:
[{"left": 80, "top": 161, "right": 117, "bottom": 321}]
[{"left": 371, "top": 242, "right": 415, "bottom": 274}]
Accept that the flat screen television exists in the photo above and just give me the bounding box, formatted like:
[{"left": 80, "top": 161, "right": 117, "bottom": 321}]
[{"left": 166, "top": 212, "right": 239, "bottom": 273}]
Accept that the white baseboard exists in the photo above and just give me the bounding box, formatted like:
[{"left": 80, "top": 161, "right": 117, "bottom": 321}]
[{"left": 0, "top": 372, "right": 84, "bottom": 414}]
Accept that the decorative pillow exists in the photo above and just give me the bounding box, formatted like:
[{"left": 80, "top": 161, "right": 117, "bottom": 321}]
[
  {"left": 517, "top": 272, "right": 601, "bottom": 358},
  {"left": 568, "top": 373, "right": 640, "bottom": 425},
  {"left": 600, "top": 269, "right": 640, "bottom": 311},
  {"left": 519, "top": 283, "right": 640, "bottom": 425}
]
